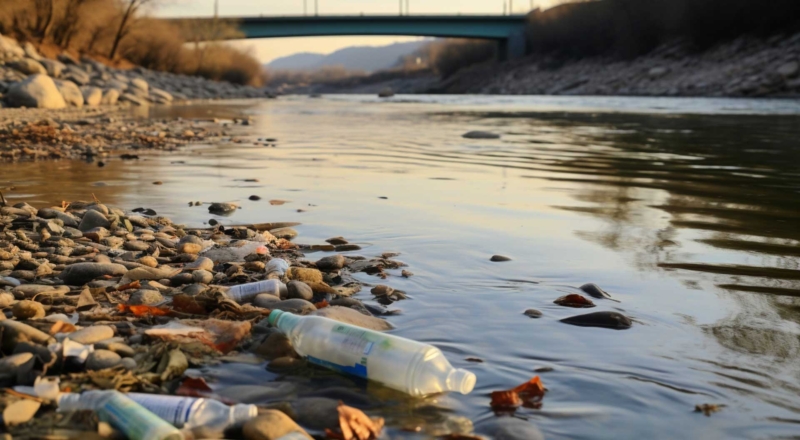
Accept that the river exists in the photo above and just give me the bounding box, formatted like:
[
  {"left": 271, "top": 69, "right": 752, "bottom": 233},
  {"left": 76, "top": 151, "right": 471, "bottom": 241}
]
[{"left": 4, "top": 95, "right": 800, "bottom": 438}]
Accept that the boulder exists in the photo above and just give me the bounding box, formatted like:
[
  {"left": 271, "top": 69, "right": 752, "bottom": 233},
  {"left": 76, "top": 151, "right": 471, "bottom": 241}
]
[
  {"left": 39, "top": 59, "right": 66, "bottom": 78},
  {"left": 149, "top": 88, "right": 173, "bottom": 102},
  {"left": 9, "top": 58, "right": 47, "bottom": 75},
  {"left": 5, "top": 74, "right": 67, "bottom": 109},
  {"left": 0, "top": 35, "right": 25, "bottom": 58},
  {"left": 23, "top": 42, "right": 42, "bottom": 60},
  {"left": 130, "top": 78, "right": 149, "bottom": 94},
  {"left": 101, "top": 88, "right": 120, "bottom": 105},
  {"left": 243, "top": 410, "right": 312, "bottom": 440},
  {"left": 64, "top": 65, "right": 90, "bottom": 85},
  {"left": 54, "top": 79, "right": 84, "bottom": 107},
  {"left": 79, "top": 210, "right": 110, "bottom": 231},
  {"left": 119, "top": 92, "right": 146, "bottom": 106},
  {"left": 57, "top": 53, "right": 79, "bottom": 65},
  {"left": 81, "top": 86, "right": 103, "bottom": 106}
]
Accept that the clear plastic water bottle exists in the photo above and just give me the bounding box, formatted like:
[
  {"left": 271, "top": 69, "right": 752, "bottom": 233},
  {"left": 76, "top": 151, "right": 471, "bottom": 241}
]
[
  {"left": 266, "top": 258, "right": 289, "bottom": 276},
  {"left": 225, "top": 279, "right": 287, "bottom": 303},
  {"left": 268, "top": 310, "right": 476, "bottom": 396},
  {"left": 59, "top": 392, "right": 257, "bottom": 430},
  {"left": 57, "top": 390, "right": 183, "bottom": 440}
]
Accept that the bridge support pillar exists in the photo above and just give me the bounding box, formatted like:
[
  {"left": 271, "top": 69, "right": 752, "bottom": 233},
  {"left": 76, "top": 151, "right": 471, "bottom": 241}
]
[{"left": 498, "top": 30, "right": 526, "bottom": 62}]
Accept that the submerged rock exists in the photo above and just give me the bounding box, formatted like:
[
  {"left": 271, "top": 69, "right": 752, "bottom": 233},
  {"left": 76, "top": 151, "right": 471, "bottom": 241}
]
[
  {"left": 313, "top": 306, "right": 394, "bottom": 331},
  {"left": 579, "top": 283, "right": 617, "bottom": 301},
  {"left": 560, "top": 311, "right": 632, "bottom": 329},
  {"left": 243, "top": 410, "right": 312, "bottom": 440},
  {"left": 463, "top": 131, "right": 501, "bottom": 139}
]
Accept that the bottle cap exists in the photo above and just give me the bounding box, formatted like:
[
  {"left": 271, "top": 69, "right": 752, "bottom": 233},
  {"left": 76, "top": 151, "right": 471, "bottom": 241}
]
[
  {"left": 230, "top": 404, "right": 258, "bottom": 426},
  {"left": 268, "top": 309, "right": 285, "bottom": 326},
  {"left": 448, "top": 369, "right": 477, "bottom": 395}
]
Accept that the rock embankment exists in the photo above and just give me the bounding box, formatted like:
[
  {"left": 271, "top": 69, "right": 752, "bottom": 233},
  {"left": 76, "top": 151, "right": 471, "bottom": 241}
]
[
  {"left": 434, "top": 33, "right": 800, "bottom": 97},
  {"left": 0, "top": 33, "right": 271, "bottom": 109}
]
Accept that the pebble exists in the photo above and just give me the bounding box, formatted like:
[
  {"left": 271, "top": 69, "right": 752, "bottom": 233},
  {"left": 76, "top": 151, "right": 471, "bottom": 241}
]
[
  {"left": 286, "top": 267, "right": 323, "bottom": 284},
  {"left": 271, "top": 299, "right": 316, "bottom": 314},
  {"left": 463, "top": 130, "right": 501, "bottom": 139},
  {"left": 12, "top": 300, "right": 45, "bottom": 320},
  {"left": 325, "top": 237, "right": 348, "bottom": 245},
  {"left": 216, "top": 383, "right": 297, "bottom": 404},
  {"left": 254, "top": 294, "right": 281, "bottom": 308},
  {"left": 86, "top": 349, "right": 122, "bottom": 370},
  {"left": 208, "top": 202, "right": 238, "bottom": 215},
  {"left": 249, "top": 195, "right": 261, "bottom": 201},
  {"left": 313, "top": 306, "right": 394, "bottom": 331},
  {"left": 524, "top": 308, "right": 543, "bottom": 318},
  {"left": 128, "top": 289, "right": 164, "bottom": 305},
  {"left": 286, "top": 280, "right": 314, "bottom": 301},
  {"left": 270, "top": 227, "right": 298, "bottom": 240},
  {"left": 560, "top": 311, "right": 632, "bottom": 329},
  {"left": 0, "top": 320, "right": 55, "bottom": 351},
  {"left": 67, "top": 325, "right": 115, "bottom": 344},
  {"left": 185, "top": 257, "right": 214, "bottom": 271},
  {"left": 178, "top": 242, "right": 202, "bottom": 254},
  {"left": 192, "top": 269, "right": 214, "bottom": 284},
  {"left": 59, "top": 262, "right": 128, "bottom": 285},
  {"left": 315, "top": 254, "right": 346, "bottom": 271},
  {"left": 267, "top": 356, "right": 304, "bottom": 372},
  {"left": 253, "top": 332, "right": 296, "bottom": 360},
  {"left": 371, "top": 285, "right": 394, "bottom": 296},
  {"left": 290, "top": 397, "right": 341, "bottom": 430},
  {"left": 243, "top": 410, "right": 312, "bottom": 440},
  {"left": 0, "top": 353, "right": 35, "bottom": 375},
  {"left": 78, "top": 210, "right": 110, "bottom": 232},
  {"left": 0, "top": 292, "right": 15, "bottom": 308},
  {"left": 137, "top": 256, "right": 158, "bottom": 268},
  {"left": 490, "top": 255, "right": 512, "bottom": 262},
  {"left": 580, "top": 283, "right": 617, "bottom": 301},
  {"left": 94, "top": 341, "right": 135, "bottom": 357}
]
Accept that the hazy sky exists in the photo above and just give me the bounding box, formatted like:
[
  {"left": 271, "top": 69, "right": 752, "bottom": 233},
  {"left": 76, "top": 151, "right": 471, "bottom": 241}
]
[{"left": 155, "top": 0, "right": 561, "bottom": 63}]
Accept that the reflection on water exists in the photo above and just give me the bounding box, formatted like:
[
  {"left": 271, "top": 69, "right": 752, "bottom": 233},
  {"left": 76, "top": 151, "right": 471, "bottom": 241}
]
[{"left": 4, "top": 96, "right": 800, "bottom": 437}]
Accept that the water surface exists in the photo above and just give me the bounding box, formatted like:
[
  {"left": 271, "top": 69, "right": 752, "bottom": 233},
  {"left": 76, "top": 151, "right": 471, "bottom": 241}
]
[{"left": 4, "top": 95, "right": 800, "bottom": 438}]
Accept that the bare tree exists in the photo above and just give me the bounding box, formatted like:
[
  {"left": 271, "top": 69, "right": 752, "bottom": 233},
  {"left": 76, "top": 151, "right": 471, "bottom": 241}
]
[
  {"left": 33, "top": 0, "right": 55, "bottom": 39},
  {"left": 108, "top": 0, "right": 155, "bottom": 60}
]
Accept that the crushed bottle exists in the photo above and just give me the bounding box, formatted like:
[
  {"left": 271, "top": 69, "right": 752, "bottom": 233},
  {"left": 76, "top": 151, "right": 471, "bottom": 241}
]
[
  {"left": 224, "top": 279, "right": 287, "bottom": 303},
  {"left": 268, "top": 310, "right": 476, "bottom": 396}
]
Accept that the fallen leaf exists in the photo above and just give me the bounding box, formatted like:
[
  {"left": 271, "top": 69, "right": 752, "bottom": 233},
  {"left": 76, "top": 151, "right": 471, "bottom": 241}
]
[
  {"left": 554, "top": 294, "right": 595, "bottom": 308},
  {"left": 269, "top": 200, "right": 289, "bottom": 205},
  {"left": 49, "top": 320, "right": 78, "bottom": 335},
  {"left": 325, "top": 401, "right": 384, "bottom": 440},
  {"left": 117, "top": 304, "right": 170, "bottom": 316},
  {"left": 116, "top": 281, "right": 141, "bottom": 291},
  {"left": 490, "top": 376, "right": 546, "bottom": 411},
  {"left": 2, "top": 400, "right": 41, "bottom": 426},
  {"left": 76, "top": 288, "right": 98, "bottom": 311},
  {"left": 176, "top": 377, "right": 213, "bottom": 395},
  {"left": 314, "top": 300, "right": 330, "bottom": 309}
]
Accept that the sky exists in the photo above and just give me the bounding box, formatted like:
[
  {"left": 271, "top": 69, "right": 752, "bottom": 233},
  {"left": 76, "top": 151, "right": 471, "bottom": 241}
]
[{"left": 155, "top": 0, "right": 562, "bottom": 63}]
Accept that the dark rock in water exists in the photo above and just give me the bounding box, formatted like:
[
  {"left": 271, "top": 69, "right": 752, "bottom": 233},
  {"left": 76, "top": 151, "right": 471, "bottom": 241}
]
[
  {"left": 335, "top": 244, "right": 361, "bottom": 252},
  {"left": 480, "top": 417, "right": 544, "bottom": 440},
  {"left": 524, "top": 308, "right": 542, "bottom": 318},
  {"left": 249, "top": 195, "right": 261, "bottom": 201},
  {"left": 580, "top": 283, "right": 617, "bottom": 301},
  {"left": 315, "top": 254, "right": 345, "bottom": 272},
  {"left": 243, "top": 410, "right": 311, "bottom": 440},
  {"left": 463, "top": 130, "right": 501, "bottom": 140},
  {"left": 253, "top": 332, "right": 296, "bottom": 360},
  {"left": 59, "top": 262, "right": 128, "bottom": 285},
  {"left": 208, "top": 202, "right": 238, "bottom": 215},
  {"left": 217, "top": 383, "right": 297, "bottom": 404},
  {"left": 490, "top": 255, "right": 512, "bottom": 262},
  {"left": 290, "top": 397, "right": 340, "bottom": 430},
  {"left": 325, "top": 237, "right": 348, "bottom": 245},
  {"left": 560, "top": 311, "right": 632, "bottom": 329}
]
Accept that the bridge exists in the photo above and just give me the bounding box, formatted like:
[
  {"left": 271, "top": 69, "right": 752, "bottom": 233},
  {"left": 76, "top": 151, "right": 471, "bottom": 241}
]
[{"left": 178, "top": 15, "right": 529, "bottom": 61}]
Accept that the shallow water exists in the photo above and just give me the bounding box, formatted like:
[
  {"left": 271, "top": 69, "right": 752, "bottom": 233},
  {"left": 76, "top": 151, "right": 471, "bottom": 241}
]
[{"left": 4, "top": 95, "right": 800, "bottom": 438}]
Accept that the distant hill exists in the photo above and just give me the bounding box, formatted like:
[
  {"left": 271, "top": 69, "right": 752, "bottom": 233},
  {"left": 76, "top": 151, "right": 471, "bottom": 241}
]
[{"left": 267, "top": 40, "right": 429, "bottom": 72}]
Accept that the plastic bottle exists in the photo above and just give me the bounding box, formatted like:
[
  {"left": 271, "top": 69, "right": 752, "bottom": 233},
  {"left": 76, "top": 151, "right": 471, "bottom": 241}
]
[
  {"left": 59, "top": 392, "right": 257, "bottom": 430},
  {"left": 268, "top": 310, "right": 476, "bottom": 396},
  {"left": 57, "top": 390, "right": 183, "bottom": 440},
  {"left": 225, "top": 279, "right": 287, "bottom": 303},
  {"left": 266, "top": 258, "right": 289, "bottom": 276}
]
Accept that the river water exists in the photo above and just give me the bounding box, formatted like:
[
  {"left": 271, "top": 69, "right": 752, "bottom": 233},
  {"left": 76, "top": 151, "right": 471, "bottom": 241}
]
[{"left": 4, "top": 95, "right": 800, "bottom": 438}]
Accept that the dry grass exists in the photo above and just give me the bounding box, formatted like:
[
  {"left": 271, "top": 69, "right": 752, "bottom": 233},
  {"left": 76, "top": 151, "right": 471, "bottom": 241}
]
[{"left": 0, "top": 0, "right": 263, "bottom": 86}]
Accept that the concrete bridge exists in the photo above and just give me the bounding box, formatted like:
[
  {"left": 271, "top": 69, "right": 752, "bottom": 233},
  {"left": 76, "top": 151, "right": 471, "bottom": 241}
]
[{"left": 179, "top": 15, "right": 529, "bottom": 61}]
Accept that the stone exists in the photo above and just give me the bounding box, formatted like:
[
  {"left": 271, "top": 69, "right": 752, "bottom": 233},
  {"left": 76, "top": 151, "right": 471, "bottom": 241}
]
[
  {"left": 208, "top": 202, "right": 238, "bottom": 215},
  {"left": 81, "top": 86, "right": 103, "bottom": 106},
  {"left": 270, "top": 227, "right": 297, "bottom": 240},
  {"left": 128, "top": 289, "right": 164, "bottom": 305},
  {"left": 40, "top": 59, "right": 66, "bottom": 77},
  {"left": 290, "top": 398, "right": 340, "bottom": 430},
  {"left": 463, "top": 131, "right": 500, "bottom": 139},
  {"left": 5, "top": 74, "right": 67, "bottom": 109},
  {"left": 58, "top": 53, "right": 79, "bottom": 65},
  {"left": 68, "top": 325, "right": 115, "bottom": 344},
  {"left": 12, "top": 300, "right": 45, "bottom": 320},
  {"left": 54, "top": 79, "right": 84, "bottom": 107},
  {"left": 11, "top": 285, "right": 69, "bottom": 300},
  {"left": 60, "top": 263, "right": 128, "bottom": 285},
  {"left": 524, "top": 309, "right": 542, "bottom": 318},
  {"left": 253, "top": 332, "right": 296, "bottom": 360},
  {"left": 119, "top": 92, "right": 146, "bottom": 106},
  {"left": 0, "top": 320, "right": 55, "bottom": 351},
  {"left": 0, "top": 34, "right": 25, "bottom": 58},
  {"left": 315, "top": 255, "right": 345, "bottom": 272},
  {"left": 243, "top": 410, "right": 312, "bottom": 440},
  {"left": 254, "top": 293, "right": 281, "bottom": 308},
  {"left": 86, "top": 349, "right": 122, "bottom": 370},
  {"left": 378, "top": 87, "right": 394, "bottom": 98},
  {"left": 101, "top": 88, "right": 120, "bottom": 105},
  {"left": 94, "top": 341, "right": 135, "bottom": 357},
  {"left": 37, "top": 208, "right": 80, "bottom": 227},
  {"left": 130, "top": 78, "right": 149, "bottom": 94},
  {"left": 0, "top": 292, "right": 14, "bottom": 308},
  {"left": 272, "top": 299, "right": 316, "bottom": 314},
  {"left": 778, "top": 61, "right": 799, "bottom": 78},
  {"left": 370, "top": 285, "right": 394, "bottom": 296},
  {"left": 192, "top": 269, "right": 213, "bottom": 284},
  {"left": 286, "top": 280, "right": 313, "bottom": 301},
  {"left": 216, "top": 383, "right": 296, "bottom": 404},
  {"left": 178, "top": 243, "right": 202, "bottom": 254},
  {"left": 313, "top": 306, "right": 394, "bottom": 331},
  {"left": 9, "top": 58, "right": 47, "bottom": 75},
  {"left": 149, "top": 88, "right": 173, "bottom": 102},
  {"left": 482, "top": 418, "right": 544, "bottom": 440},
  {"left": 185, "top": 256, "right": 214, "bottom": 271},
  {"left": 0, "top": 352, "right": 34, "bottom": 375},
  {"left": 579, "top": 283, "right": 616, "bottom": 300},
  {"left": 490, "top": 255, "right": 512, "bottom": 262},
  {"left": 123, "top": 240, "right": 150, "bottom": 252},
  {"left": 648, "top": 66, "right": 669, "bottom": 78},
  {"left": 79, "top": 210, "right": 110, "bottom": 232},
  {"left": 560, "top": 311, "right": 632, "bottom": 329},
  {"left": 23, "top": 42, "right": 42, "bottom": 59}
]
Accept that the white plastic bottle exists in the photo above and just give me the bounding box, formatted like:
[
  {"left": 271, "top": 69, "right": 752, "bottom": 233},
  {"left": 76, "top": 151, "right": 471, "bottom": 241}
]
[
  {"left": 59, "top": 392, "right": 257, "bottom": 430},
  {"left": 225, "top": 279, "right": 287, "bottom": 303},
  {"left": 268, "top": 310, "right": 476, "bottom": 396},
  {"left": 266, "top": 258, "right": 290, "bottom": 276},
  {"left": 57, "top": 390, "right": 183, "bottom": 440}
]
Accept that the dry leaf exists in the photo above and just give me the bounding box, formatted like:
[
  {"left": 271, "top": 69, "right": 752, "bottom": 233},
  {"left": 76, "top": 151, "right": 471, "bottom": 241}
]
[
  {"left": 117, "top": 304, "right": 170, "bottom": 316},
  {"left": 490, "top": 376, "right": 546, "bottom": 410},
  {"left": 76, "top": 288, "right": 98, "bottom": 311},
  {"left": 325, "top": 401, "right": 384, "bottom": 440},
  {"left": 695, "top": 403, "right": 726, "bottom": 416},
  {"left": 49, "top": 320, "right": 77, "bottom": 335},
  {"left": 116, "top": 281, "right": 141, "bottom": 291},
  {"left": 314, "top": 300, "right": 330, "bottom": 309},
  {"left": 553, "top": 294, "right": 595, "bottom": 308}
]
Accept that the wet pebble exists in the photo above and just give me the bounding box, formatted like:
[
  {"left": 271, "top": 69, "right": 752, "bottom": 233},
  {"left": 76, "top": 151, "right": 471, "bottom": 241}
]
[
  {"left": 178, "top": 242, "right": 202, "bottom": 254},
  {"left": 270, "top": 227, "right": 298, "bottom": 240},
  {"left": 249, "top": 195, "right": 261, "bottom": 201},
  {"left": 86, "top": 349, "right": 122, "bottom": 370},
  {"left": 185, "top": 256, "right": 214, "bottom": 271},
  {"left": 271, "top": 299, "right": 316, "bottom": 314},
  {"left": 254, "top": 294, "right": 281, "bottom": 308},
  {"left": 94, "top": 341, "right": 135, "bottom": 357},
  {"left": 560, "top": 311, "right": 632, "bottom": 329},
  {"left": 325, "top": 237, "right": 348, "bottom": 245},
  {"left": 0, "top": 292, "right": 15, "bottom": 308},
  {"left": 463, "top": 130, "right": 501, "bottom": 139},
  {"left": 315, "top": 254, "right": 345, "bottom": 271},
  {"left": 371, "top": 285, "right": 394, "bottom": 296},
  {"left": 580, "top": 283, "right": 617, "bottom": 301},
  {"left": 67, "top": 325, "right": 114, "bottom": 345},
  {"left": 209, "top": 202, "right": 238, "bottom": 215},
  {"left": 12, "top": 300, "right": 45, "bottom": 320},
  {"left": 243, "top": 410, "right": 312, "bottom": 440},
  {"left": 253, "top": 332, "right": 296, "bottom": 360},
  {"left": 524, "top": 308, "right": 543, "bottom": 318},
  {"left": 290, "top": 397, "right": 340, "bottom": 430},
  {"left": 267, "top": 356, "right": 304, "bottom": 372},
  {"left": 0, "top": 352, "right": 34, "bottom": 376},
  {"left": 216, "top": 383, "right": 297, "bottom": 405},
  {"left": 137, "top": 256, "right": 158, "bottom": 268},
  {"left": 78, "top": 210, "right": 110, "bottom": 232},
  {"left": 490, "top": 255, "right": 512, "bottom": 262},
  {"left": 128, "top": 289, "right": 164, "bottom": 305},
  {"left": 286, "top": 281, "right": 313, "bottom": 301},
  {"left": 59, "top": 262, "right": 128, "bottom": 285}
]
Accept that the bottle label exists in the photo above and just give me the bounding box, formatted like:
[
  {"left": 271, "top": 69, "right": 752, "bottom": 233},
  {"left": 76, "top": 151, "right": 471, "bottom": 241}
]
[
  {"left": 305, "top": 325, "right": 384, "bottom": 379},
  {"left": 98, "top": 393, "right": 181, "bottom": 439},
  {"left": 128, "top": 394, "right": 201, "bottom": 427}
]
